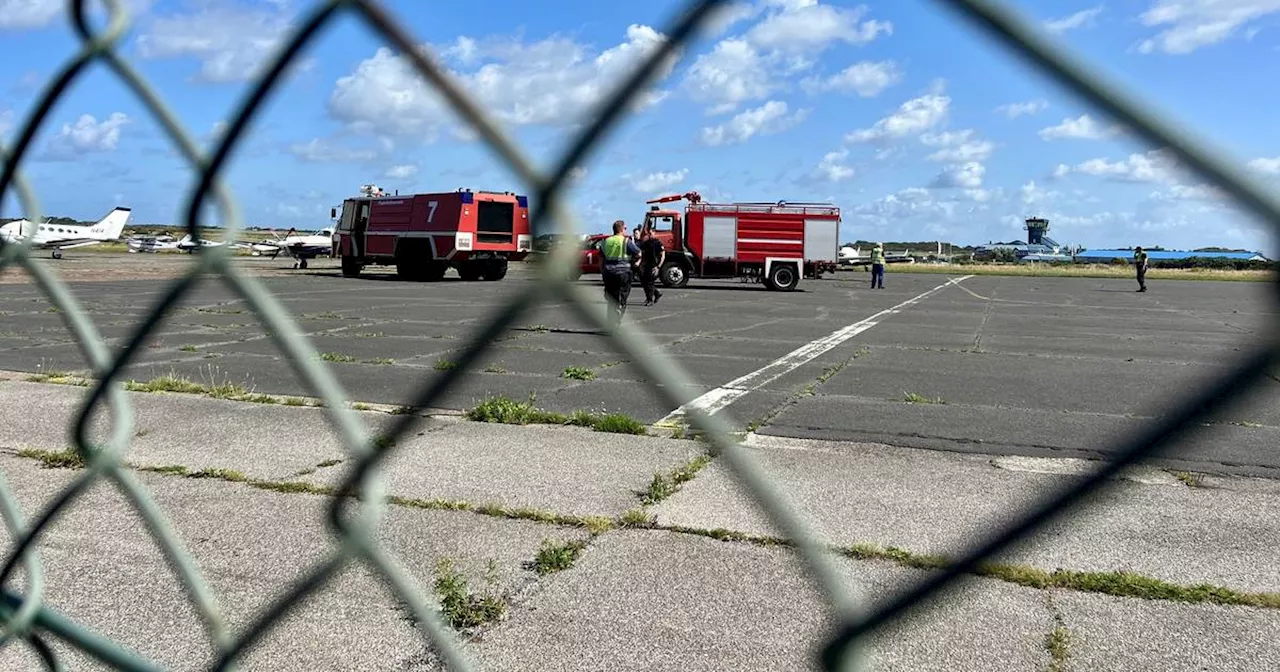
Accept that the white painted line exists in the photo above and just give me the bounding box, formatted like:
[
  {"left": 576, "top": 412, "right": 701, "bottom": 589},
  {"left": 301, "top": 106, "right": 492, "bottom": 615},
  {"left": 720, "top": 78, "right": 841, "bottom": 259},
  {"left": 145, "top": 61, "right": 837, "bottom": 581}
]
[{"left": 658, "top": 275, "right": 975, "bottom": 425}]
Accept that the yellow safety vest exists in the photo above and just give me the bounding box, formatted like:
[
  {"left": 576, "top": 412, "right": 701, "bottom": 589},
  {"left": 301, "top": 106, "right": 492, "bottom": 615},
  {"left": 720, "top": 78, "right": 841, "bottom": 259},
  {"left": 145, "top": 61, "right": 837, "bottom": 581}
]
[{"left": 603, "top": 234, "right": 628, "bottom": 261}]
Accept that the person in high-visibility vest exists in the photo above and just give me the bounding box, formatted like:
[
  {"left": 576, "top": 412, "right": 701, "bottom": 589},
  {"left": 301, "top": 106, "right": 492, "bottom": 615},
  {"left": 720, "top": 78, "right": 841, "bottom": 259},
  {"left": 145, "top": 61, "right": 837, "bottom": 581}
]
[
  {"left": 870, "top": 243, "right": 886, "bottom": 289},
  {"left": 1134, "top": 246, "right": 1149, "bottom": 292},
  {"left": 602, "top": 220, "right": 641, "bottom": 326}
]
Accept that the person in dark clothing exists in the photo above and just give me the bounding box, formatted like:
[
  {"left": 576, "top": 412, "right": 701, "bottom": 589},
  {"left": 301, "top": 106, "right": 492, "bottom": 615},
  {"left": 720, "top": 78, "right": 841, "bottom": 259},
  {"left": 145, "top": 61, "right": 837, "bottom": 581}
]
[
  {"left": 639, "top": 228, "right": 665, "bottom": 305},
  {"left": 601, "top": 220, "right": 640, "bottom": 326},
  {"left": 1134, "top": 246, "right": 1149, "bottom": 292}
]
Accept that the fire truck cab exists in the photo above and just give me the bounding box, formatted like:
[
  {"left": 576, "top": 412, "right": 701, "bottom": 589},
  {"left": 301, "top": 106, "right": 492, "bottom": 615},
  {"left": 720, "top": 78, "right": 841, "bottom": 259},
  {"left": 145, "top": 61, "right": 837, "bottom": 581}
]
[
  {"left": 333, "top": 184, "right": 532, "bottom": 281},
  {"left": 636, "top": 192, "right": 841, "bottom": 291}
]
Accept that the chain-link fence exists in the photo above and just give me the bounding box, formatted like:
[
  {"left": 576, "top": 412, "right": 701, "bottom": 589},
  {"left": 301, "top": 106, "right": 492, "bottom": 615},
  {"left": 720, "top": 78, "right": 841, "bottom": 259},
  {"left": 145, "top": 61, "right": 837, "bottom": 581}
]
[{"left": 1, "top": 0, "right": 1277, "bottom": 669}]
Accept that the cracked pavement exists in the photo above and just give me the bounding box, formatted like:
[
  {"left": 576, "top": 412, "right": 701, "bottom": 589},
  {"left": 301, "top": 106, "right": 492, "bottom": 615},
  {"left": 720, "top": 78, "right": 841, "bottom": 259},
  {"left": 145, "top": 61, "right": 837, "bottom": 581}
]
[{"left": 0, "top": 256, "right": 1277, "bottom": 669}]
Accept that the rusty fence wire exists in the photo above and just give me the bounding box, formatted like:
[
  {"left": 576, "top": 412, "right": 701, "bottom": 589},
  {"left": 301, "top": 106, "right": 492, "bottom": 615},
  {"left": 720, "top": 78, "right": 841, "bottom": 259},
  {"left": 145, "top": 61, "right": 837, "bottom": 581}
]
[{"left": 0, "top": 0, "right": 1278, "bottom": 670}]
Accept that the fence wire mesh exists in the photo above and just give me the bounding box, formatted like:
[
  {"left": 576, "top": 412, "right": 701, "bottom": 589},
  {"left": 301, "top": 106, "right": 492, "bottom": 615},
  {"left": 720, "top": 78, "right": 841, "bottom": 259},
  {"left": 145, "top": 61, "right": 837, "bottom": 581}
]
[{"left": 0, "top": 0, "right": 1277, "bottom": 670}]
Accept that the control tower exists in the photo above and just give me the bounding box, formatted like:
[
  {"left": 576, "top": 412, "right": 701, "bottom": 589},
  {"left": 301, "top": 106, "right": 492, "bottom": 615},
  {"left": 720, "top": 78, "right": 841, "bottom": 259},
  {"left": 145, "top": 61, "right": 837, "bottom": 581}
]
[{"left": 1024, "top": 217, "right": 1050, "bottom": 245}]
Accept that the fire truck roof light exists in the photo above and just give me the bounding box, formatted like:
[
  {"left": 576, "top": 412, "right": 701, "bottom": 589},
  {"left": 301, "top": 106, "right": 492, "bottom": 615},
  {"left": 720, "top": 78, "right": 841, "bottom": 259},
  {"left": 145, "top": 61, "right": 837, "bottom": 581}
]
[
  {"left": 516, "top": 195, "right": 528, "bottom": 207},
  {"left": 461, "top": 191, "right": 474, "bottom": 204}
]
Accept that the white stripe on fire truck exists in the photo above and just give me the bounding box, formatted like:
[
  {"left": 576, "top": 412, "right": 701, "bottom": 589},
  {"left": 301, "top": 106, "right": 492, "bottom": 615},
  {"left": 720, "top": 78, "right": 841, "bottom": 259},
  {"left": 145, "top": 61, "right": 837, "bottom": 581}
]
[{"left": 657, "top": 274, "right": 975, "bottom": 425}]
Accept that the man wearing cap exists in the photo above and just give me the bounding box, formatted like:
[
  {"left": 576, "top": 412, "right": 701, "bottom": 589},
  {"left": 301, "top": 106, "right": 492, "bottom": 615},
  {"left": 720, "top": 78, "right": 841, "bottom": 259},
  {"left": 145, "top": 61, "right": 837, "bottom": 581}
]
[{"left": 870, "top": 243, "right": 886, "bottom": 289}]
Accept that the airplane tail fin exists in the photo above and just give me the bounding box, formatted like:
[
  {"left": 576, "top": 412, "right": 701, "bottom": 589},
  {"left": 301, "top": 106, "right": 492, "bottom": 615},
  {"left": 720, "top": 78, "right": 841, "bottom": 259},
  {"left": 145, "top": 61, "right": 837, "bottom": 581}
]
[{"left": 88, "top": 207, "right": 131, "bottom": 241}]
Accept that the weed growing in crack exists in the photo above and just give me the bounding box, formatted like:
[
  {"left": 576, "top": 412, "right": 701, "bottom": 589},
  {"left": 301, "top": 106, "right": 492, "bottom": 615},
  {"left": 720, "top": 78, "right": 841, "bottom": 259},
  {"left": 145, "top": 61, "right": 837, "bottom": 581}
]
[
  {"left": 18, "top": 447, "right": 86, "bottom": 469},
  {"left": 530, "top": 538, "right": 587, "bottom": 575},
  {"left": 435, "top": 359, "right": 458, "bottom": 371},
  {"left": 903, "top": 391, "right": 945, "bottom": 404},
  {"left": 433, "top": 558, "right": 508, "bottom": 630},
  {"left": 319, "top": 352, "right": 356, "bottom": 363},
  {"left": 641, "top": 454, "right": 713, "bottom": 506},
  {"left": 562, "top": 366, "right": 595, "bottom": 381}
]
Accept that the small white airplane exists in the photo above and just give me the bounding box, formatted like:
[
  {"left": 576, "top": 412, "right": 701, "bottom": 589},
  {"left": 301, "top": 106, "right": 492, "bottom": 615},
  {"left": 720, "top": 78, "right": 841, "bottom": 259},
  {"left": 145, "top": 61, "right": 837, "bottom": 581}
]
[
  {"left": 127, "top": 233, "right": 179, "bottom": 253},
  {"left": 0, "top": 207, "right": 132, "bottom": 258},
  {"left": 257, "top": 227, "right": 335, "bottom": 269},
  {"left": 175, "top": 234, "right": 226, "bottom": 253}
]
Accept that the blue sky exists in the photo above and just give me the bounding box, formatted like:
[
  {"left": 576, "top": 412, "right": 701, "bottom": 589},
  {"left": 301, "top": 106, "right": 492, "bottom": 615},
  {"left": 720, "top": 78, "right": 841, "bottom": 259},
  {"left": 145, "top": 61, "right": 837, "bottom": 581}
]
[{"left": 3, "top": 0, "right": 1280, "bottom": 255}]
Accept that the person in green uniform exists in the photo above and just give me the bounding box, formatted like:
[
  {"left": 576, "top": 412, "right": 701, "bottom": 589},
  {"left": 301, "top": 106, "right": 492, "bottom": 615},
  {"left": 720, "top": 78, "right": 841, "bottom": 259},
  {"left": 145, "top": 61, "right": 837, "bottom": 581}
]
[
  {"left": 870, "top": 243, "right": 885, "bottom": 289},
  {"left": 602, "top": 220, "right": 640, "bottom": 326},
  {"left": 1133, "top": 246, "right": 1148, "bottom": 292}
]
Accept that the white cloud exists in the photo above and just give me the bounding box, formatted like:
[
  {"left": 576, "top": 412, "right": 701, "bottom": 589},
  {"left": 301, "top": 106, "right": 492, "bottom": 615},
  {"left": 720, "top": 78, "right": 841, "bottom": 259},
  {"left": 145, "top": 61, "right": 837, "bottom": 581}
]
[
  {"left": 682, "top": 2, "right": 892, "bottom": 114},
  {"left": 846, "top": 93, "right": 950, "bottom": 143},
  {"left": 700, "top": 100, "right": 807, "bottom": 146},
  {"left": 920, "top": 129, "right": 994, "bottom": 162},
  {"left": 746, "top": 2, "right": 892, "bottom": 54},
  {"left": 135, "top": 1, "right": 301, "bottom": 83},
  {"left": 1248, "top": 156, "right": 1280, "bottom": 174},
  {"left": 1148, "top": 183, "right": 1229, "bottom": 201},
  {"left": 1137, "top": 0, "right": 1280, "bottom": 54},
  {"left": 931, "top": 161, "right": 985, "bottom": 189},
  {"left": 0, "top": 0, "right": 61, "bottom": 29},
  {"left": 1038, "top": 114, "right": 1124, "bottom": 140},
  {"left": 630, "top": 169, "right": 689, "bottom": 194},
  {"left": 42, "top": 113, "right": 130, "bottom": 159},
  {"left": 384, "top": 164, "right": 418, "bottom": 179},
  {"left": 682, "top": 38, "right": 774, "bottom": 114},
  {"left": 816, "top": 148, "right": 854, "bottom": 182},
  {"left": 1051, "top": 163, "right": 1072, "bottom": 179},
  {"left": 995, "top": 99, "right": 1048, "bottom": 118},
  {"left": 0, "top": 0, "right": 151, "bottom": 30},
  {"left": 1072, "top": 148, "right": 1181, "bottom": 183},
  {"left": 1044, "top": 6, "right": 1104, "bottom": 34},
  {"left": 288, "top": 138, "right": 377, "bottom": 163},
  {"left": 800, "top": 60, "right": 903, "bottom": 97},
  {"left": 1021, "top": 180, "right": 1059, "bottom": 204},
  {"left": 330, "top": 24, "right": 675, "bottom": 138}
]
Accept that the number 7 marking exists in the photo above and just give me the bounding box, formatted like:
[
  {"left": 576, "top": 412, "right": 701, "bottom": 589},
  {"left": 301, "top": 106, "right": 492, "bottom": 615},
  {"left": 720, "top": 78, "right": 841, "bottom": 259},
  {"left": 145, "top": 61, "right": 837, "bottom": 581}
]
[{"left": 427, "top": 200, "right": 438, "bottom": 223}]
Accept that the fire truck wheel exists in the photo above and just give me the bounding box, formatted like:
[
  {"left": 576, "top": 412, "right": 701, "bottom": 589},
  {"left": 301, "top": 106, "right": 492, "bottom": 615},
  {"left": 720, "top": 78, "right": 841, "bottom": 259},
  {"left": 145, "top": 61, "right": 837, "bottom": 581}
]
[
  {"left": 481, "top": 259, "right": 508, "bottom": 281},
  {"left": 659, "top": 262, "right": 688, "bottom": 288},
  {"left": 341, "top": 257, "right": 361, "bottom": 278},
  {"left": 768, "top": 263, "right": 799, "bottom": 291},
  {"left": 458, "top": 264, "right": 483, "bottom": 281}
]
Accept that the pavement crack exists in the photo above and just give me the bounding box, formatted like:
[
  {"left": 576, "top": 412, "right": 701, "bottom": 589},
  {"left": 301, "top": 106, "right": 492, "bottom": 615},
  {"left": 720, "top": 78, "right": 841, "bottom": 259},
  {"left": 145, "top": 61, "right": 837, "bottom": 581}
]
[
  {"left": 973, "top": 300, "right": 994, "bottom": 352},
  {"left": 1043, "top": 592, "right": 1072, "bottom": 672}
]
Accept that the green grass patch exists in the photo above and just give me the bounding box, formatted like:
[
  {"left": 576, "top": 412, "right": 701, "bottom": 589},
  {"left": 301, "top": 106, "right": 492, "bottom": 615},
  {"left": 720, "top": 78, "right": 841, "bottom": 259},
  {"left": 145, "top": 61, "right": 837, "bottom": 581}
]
[
  {"left": 530, "top": 538, "right": 588, "bottom": 575},
  {"left": 620, "top": 508, "right": 654, "bottom": 527},
  {"left": 562, "top": 366, "right": 595, "bottom": 381},
  {"left": 18, "top": 447, "right": 86, "bottom": 469},
  {"left": 317, "top": 458, "right": 343, "bottom": 468},
  {"left": 468, "top": 396, "right": 649, "bottom": 435},
  {"left": 1046, "top": 624, "right": 1071, "bottom": 672},
  {"left": 641, "top": 454, "right": 713, "bottom": 506},
  {"left": 283, "top": 397, "right": 307, "bottom": 406},
  {"left": 483, "top": 364, "right": 508, "bottom": 374},
  {"left": 351, "top": 402, "right": 371, "bottom": 411},
  {"left": 364, "top": 357, "right": 395, "bottom": 366},
  {"left": 179, "top": 345, "right": 198, "bottom": 353},
  {"left": 318, "top": 352, "right": 356, "bottom": 363},
  {"left": 434, "top": 359, "right": 458, "bottom": 371},
  {"left": 433, "top": 558, "right": 508, "bottom": 630},
  {"left": 24, "top": 371, "right": 91, "bottom": 386}
]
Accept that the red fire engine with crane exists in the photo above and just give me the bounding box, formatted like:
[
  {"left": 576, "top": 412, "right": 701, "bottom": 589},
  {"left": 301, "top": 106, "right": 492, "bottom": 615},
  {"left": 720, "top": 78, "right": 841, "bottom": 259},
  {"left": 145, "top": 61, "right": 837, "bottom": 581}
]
[
  {"left": 332, "top": 184, "right": 533, "bottom": 281},
  {"left": 577, "top": 191, "right": 841, "bottom": 291}
]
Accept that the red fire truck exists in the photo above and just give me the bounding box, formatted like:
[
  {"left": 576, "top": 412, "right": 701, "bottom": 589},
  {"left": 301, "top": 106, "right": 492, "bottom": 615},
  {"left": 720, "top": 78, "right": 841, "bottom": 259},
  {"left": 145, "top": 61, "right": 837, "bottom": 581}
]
[
  {"left": 332, "top": 185, "right": 532, "bottom": 281},
  {"left": 576, "top": 192, "right": 841, "bottom": 291}
]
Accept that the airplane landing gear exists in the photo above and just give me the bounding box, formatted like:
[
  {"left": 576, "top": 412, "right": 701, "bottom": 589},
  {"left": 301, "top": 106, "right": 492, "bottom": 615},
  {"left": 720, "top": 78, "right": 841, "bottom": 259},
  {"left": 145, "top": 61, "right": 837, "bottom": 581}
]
[{"left": 51, "top": 249, "right": 62, "bottom": 260}]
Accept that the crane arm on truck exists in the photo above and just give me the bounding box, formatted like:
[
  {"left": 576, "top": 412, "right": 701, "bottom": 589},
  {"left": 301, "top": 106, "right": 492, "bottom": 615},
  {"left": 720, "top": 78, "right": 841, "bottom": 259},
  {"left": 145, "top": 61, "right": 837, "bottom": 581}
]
[{"left": 646, "top": 191, "right": 701, "bottom": 205}]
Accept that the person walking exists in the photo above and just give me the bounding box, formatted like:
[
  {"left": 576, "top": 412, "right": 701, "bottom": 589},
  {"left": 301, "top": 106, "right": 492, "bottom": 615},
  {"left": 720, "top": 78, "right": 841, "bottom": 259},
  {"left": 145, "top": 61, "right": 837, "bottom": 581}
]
[
  {"left": 1134, "top": 246, "right": 1149, "bottom": 292},
  {"left": 602, "top": 220, "right": 640, "bottom": 326},
  {"left": 639, "top": 228, "right": 665, "bottom": 305},
  {"left": 870, "top": 243, "right": 886, "bottom": 289}
]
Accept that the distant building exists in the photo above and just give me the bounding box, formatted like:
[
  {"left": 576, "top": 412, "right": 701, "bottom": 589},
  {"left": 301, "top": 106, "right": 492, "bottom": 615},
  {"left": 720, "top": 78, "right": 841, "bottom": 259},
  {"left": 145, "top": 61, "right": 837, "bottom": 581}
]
[{"left": 1073, "top": 249, "right": 1270, "bottom": 263}]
